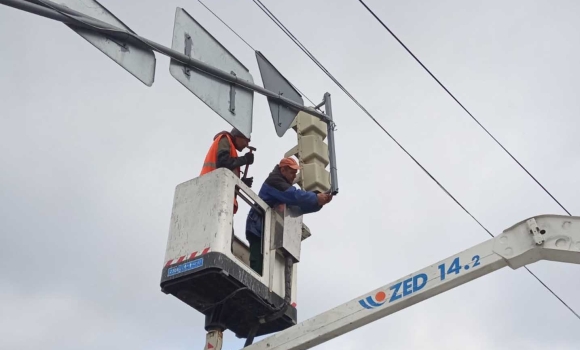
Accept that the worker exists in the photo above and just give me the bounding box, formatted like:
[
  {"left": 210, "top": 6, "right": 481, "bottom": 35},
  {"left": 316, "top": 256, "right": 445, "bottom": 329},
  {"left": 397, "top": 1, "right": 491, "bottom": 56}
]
[
  {"left": 200, "top": 128, "right": 255, "bottom": 214},
  {"left": 245, "top": 157, "right": 333, "bottom": 274}
]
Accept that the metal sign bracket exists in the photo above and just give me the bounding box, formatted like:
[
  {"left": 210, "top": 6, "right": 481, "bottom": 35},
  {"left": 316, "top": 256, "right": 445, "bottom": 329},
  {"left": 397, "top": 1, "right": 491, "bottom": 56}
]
[
  {"left": 229, "top": 71, "right": 236, "bottom": 115},
  {"left": 183, "top": 33, "right": 193, "bottom": 77}
]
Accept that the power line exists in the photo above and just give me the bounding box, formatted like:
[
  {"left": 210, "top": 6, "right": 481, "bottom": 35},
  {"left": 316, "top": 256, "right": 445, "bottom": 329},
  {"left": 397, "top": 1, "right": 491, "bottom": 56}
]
[
  {"left": 198, "top": 0, "right": 318, "bottom": 108},
  {"left": 250, "top": 0, "right": 580, "bottom": 322},
  {"left": 250, "top": 0, "right": 490, "bottom": 234},
  {"left": 249, "top": 0, "right": 492, "bottom": 232},
  {"left": 198, "top": 0, "right": 256, "bottom": 51},
  {"left": 357, "top": 0, "right": 571, "bottom": 217},
  {"left": 524, "top": 266, "right": 580, "bottom": 320}
]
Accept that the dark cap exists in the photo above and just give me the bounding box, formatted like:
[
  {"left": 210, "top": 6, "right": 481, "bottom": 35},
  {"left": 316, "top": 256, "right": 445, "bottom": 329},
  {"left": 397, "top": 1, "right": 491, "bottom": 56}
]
[{"left": 231, "top": 128, "right": 250, "bottom": 140}]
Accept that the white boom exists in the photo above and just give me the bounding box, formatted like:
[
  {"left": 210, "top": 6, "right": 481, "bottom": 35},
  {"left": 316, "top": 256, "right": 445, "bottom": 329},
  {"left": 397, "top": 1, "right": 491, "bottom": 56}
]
[{"left": 245, "top": 215, "right": 580, "bottom": 350}]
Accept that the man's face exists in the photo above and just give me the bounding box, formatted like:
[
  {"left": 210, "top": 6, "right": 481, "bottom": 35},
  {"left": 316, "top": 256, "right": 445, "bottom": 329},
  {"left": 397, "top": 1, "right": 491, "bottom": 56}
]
[
  {"left": 233, "top": 136, "right": 249, "bottom": 152},
  {"left": 280, "top": 166, "right": 298, "bottom": 183}
]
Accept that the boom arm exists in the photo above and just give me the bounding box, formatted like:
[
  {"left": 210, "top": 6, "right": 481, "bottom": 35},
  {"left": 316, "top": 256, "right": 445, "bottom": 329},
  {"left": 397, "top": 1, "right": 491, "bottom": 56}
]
[{"left": 245, "top": 215, "right": 580, "bottom": 350}]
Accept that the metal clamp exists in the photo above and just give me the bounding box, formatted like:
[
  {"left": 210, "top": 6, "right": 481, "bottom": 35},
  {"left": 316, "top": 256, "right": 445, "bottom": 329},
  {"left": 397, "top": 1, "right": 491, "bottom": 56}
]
[
  {"left": 183, "top": 33, "right": 192, "bottom": 77},
  {"left": 526, "top": 218, "right": 545, "bottom": 245},
  {"left": 229, "top": 71, "right": 237, "bottom": 114}
]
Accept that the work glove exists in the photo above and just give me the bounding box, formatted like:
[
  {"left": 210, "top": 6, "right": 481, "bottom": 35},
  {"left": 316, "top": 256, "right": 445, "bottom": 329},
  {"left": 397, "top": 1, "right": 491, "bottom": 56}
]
[
  {"left": 242, "top": 177, "right": 254, "bottom": 188},
  {"left": 244, "top": 152, "right": 255, "bottom": 165}
]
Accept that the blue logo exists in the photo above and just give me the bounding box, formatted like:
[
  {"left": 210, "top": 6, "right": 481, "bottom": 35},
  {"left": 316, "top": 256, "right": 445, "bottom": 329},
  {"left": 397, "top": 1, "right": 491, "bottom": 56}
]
[
  {"left": 167, "top": 258, "right": 203, "bottom": 277},
  {"left": 360, "top": 274, "right": 429, "bottom": 309},
  {"left": 359, "top": 291, "right": 387, "bottom": 309}
]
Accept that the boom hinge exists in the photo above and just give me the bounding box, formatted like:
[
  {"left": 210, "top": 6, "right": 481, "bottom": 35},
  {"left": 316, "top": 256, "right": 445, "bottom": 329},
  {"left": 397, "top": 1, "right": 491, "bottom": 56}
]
[{"left": 526, "top": 218, "right": 545, "bottom": 245}]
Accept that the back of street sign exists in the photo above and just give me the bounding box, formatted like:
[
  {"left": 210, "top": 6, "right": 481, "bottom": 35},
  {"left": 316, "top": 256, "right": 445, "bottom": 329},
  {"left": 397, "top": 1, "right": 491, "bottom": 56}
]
[
  {"left": 169, "top": 7, "right": 254, "bottom": 138},
  {"left": 256, "top": 51, "right": 304, "bottom": 137},
  {"left": 50, "top": 0, "right": 156, "bottom": 86}
]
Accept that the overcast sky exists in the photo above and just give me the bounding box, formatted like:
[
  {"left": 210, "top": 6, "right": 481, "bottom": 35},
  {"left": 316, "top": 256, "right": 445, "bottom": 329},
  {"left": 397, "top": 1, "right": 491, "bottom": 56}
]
[{"left": 1, "top": 0, "right": 580, "bottom": 349}]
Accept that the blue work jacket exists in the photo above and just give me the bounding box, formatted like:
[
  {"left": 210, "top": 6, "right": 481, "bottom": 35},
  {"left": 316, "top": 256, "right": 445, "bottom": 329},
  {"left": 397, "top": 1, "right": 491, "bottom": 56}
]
[{"left": 245, "top": 168, "right": 322, "bottom": 239}]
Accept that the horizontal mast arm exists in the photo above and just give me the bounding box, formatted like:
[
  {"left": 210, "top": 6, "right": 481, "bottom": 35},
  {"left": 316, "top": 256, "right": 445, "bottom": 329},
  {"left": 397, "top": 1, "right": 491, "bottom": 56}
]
[{"left": 0, "top": 0, "right": 332, "bottom": 123}]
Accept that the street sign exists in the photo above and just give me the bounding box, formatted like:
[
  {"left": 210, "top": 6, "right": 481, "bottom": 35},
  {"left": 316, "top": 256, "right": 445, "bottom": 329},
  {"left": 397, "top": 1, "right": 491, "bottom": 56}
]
[
  {"left": 51, "top": 0, "right": 156, "bottom": 86},
  {"left": 0, "top": 2, "right": 344, "bottom": 349},
  {"left": 169, "top": 7, "right": 255, "bottom": 138},
  {"left": 256, "top": 51, "right": 304, "bottom": 137}
]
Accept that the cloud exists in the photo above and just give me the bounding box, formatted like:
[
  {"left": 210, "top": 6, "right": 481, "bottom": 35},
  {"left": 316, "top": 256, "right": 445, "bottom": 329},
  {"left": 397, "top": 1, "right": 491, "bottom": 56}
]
[{"left": 1, "top": 0, "right": 580, "bottom": 349}]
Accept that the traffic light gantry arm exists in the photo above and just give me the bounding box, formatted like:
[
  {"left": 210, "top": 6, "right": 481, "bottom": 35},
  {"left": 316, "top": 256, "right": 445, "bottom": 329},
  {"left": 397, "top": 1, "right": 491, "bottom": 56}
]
[
  {"left": 0, "top": 0, "right": 332, "bottom": 124},
  {"left": 245, "top": 214, "right": 580, "bottom": 350}
]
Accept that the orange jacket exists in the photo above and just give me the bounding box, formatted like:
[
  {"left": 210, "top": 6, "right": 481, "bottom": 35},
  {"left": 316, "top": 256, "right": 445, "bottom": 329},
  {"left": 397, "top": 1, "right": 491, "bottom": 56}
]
[{"left": 200, "top": 131, "right": 240, "bottom": 213}]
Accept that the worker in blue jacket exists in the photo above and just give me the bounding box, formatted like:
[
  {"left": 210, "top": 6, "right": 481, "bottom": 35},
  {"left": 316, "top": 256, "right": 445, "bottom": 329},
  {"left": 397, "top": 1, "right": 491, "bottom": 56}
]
[{"left": 245, "top": 157, "right": 333, "bottom": 274}]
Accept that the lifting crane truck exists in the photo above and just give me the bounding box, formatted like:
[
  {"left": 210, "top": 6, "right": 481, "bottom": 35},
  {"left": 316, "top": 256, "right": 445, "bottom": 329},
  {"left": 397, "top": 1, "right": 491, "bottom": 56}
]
[
  {"left": 240, "top": 214, "right": 580, "bottom": 349},
  {"left": 162, "top": 176, "right": 580, "bottom": 350},
  {"left": 2, "top": 1, "right": 580, "bottom": 350}
]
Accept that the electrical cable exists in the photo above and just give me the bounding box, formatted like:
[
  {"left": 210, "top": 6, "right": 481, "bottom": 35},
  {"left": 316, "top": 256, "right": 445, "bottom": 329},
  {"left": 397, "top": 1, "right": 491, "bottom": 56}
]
[
  {"left": 356, "top": 0, "right": 580, "bottom": 320},
  {"left": 251, "top": 0, "right": 580, "bottom": 322},
  {"left": 524, "top": 266, "right": 580, "bottom": 320},
  {"left": 250, "top": 0, "right": 491, "bottom": 237},
  {"left": 198, "top": 0, "right": 256, "bottom": 51},
  {"left": 199, "top": 287, "right": 249, "bottom": 313},
  {"left": 356, "top": 0, "right": 572, "bottom": 217},
  {"left": 198, "top": 0, "right": 319, "bottom": 109}
]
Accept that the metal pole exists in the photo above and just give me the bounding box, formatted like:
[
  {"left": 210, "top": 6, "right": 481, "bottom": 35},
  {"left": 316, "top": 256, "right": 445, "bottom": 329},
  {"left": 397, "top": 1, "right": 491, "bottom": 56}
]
[
  {"left": 0, "top": 0, "right": 73, "bottom": 22},
  {"left": 204, "top": 330, "right": 223, "bottom": 350},
  {"left": 324, "top": 93, "right": 339, "bottom": 195},
  {"left": 0, "top": 0, "right": 332, "bottom": 124}
]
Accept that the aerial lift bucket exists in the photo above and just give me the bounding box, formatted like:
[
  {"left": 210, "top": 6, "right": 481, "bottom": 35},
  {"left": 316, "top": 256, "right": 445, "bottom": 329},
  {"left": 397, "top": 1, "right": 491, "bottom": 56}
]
[{"left": 160, "top": 168, "right": 309, "bottom": 339}]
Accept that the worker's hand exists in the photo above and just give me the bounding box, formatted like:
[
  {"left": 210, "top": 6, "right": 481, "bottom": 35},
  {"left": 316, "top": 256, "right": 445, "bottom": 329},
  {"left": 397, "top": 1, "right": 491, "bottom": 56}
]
[
  {"left": 244, "top": 152, "right": 255, "bottom": 165},
  {"left": 242, "top": 177, "right": 253, "bottom": 188},
  {"left": 317, "top": 193, "right": 331, "bottom": 206},
  {"left": 326, "top": 194, "right": 334, "bottom": 204},
  {"left": 317, "top": 193, "right": 333, "bottom": 206}
]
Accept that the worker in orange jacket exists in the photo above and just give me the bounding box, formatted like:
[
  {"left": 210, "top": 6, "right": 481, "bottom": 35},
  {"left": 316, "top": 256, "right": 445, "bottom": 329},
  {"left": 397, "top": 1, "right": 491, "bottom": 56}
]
[{"left": 200, "top": 128, "right": 255, "bottom": 214}]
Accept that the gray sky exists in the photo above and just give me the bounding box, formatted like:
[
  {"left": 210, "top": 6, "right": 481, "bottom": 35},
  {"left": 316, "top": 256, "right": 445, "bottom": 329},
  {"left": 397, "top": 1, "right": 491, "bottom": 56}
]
[{"left": 1, "top": 0, "right": 579, "bottom": 349}]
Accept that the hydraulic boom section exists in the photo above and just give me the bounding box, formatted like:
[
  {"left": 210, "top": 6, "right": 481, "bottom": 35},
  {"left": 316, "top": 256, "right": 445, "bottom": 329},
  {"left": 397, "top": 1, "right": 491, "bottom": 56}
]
[{"left": 244, "top": 215, "right": 580, "bottom": 350}]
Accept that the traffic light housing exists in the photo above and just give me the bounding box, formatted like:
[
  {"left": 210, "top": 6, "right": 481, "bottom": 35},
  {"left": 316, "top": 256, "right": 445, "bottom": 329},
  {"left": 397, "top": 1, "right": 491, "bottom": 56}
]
[{"left": 285, "top": 110, "right": 330, "bottom": 193}]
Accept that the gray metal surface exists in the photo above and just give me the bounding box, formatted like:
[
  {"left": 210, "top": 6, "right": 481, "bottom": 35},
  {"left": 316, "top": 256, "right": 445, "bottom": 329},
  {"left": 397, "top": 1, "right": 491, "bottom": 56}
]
[
  {"left": 169, "top": 8, "right": 254, "bottom": 138},
  {"left": 324, "top": 93, "right": 339, "bottom": 194},
  {"left": 47, "top": 0, "right": 155, "bottom": 86},
  {"left": 270, "top": 205, "right": 303, "bottom": 262},
  {"left": 301, "top": 222, "right": 311, "bottom": 241},
  {"left": 232, "top": 235, "right": 251, "bottom": 266},
  {"left": 256, "top": 51, "right": 304, "bottom": 137}
]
